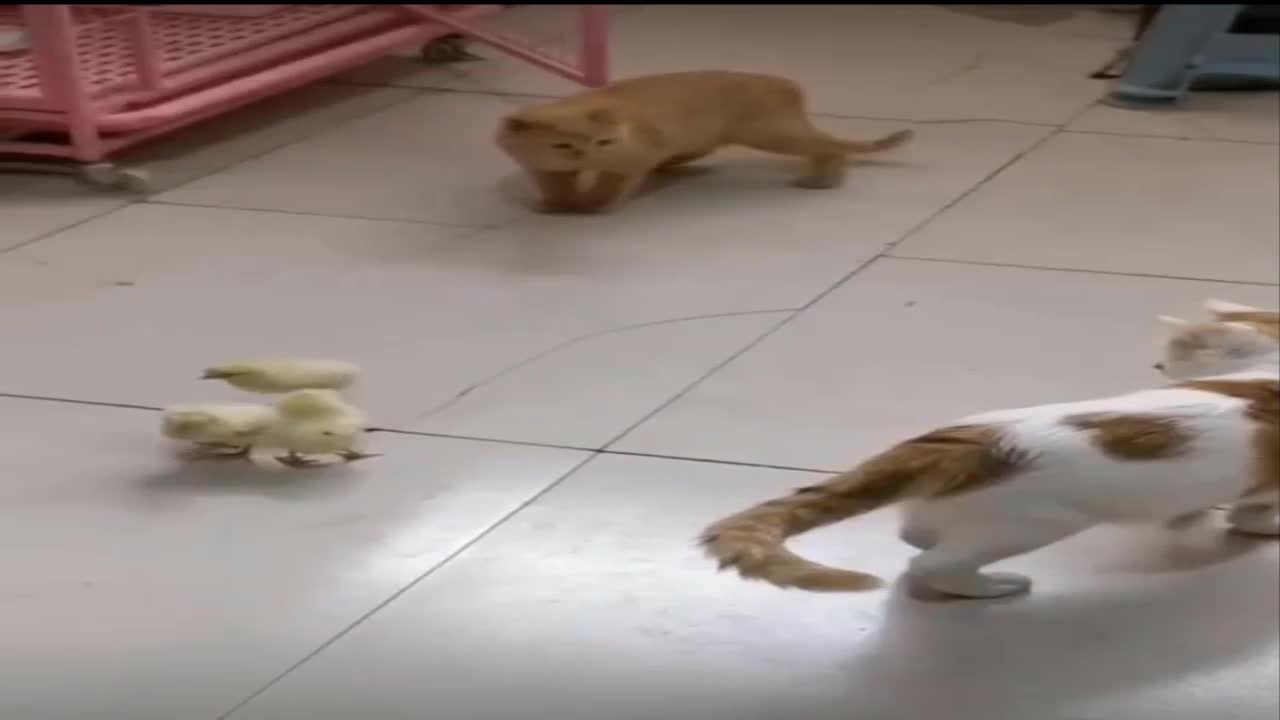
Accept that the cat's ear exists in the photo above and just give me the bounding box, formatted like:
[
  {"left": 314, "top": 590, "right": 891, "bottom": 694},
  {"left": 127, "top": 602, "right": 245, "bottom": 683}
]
[
  {"left": 1157, "top": 315, "right": 1189, "bottom": 328},
  {"left": 503, "top": 116, "right": 537, "bottom": 133},
  {"left": 586, "top": 108, "right": 619, "bottom": 126},
  {"left": 1204, "top": 298, "right": 1262, "bottom": 317}
]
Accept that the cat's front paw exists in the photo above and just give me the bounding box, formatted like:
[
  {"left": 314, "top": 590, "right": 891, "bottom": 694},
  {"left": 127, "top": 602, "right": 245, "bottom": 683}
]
[
  {"left": 538, "top": 200, "right": 610, "bottom": 215},
  {"left": 1228, "top": 511, "right": 1280, "bottom": 537},
  {"left": 912, "top": 570, "right": 1033, "bottom": 599},
  {"left": 1227, "top": 503, "right": 1280, "bottom": 537}
]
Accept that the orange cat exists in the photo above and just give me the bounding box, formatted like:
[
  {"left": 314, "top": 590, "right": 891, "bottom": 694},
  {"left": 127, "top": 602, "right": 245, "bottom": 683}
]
[{"left": 496, "top": 71, "right": 915, "bottom": 213}]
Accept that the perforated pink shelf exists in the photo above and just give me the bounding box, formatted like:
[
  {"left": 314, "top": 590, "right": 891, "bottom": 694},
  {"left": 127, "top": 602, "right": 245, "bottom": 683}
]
[
  {"left": 0, "top": 5, "right": 610, "bottom": 164},
  {"left": 0, "top": 5, "right": 399, "bottom": 105}
]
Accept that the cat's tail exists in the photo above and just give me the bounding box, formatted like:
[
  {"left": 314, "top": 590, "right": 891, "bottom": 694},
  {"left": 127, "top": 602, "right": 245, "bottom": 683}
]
[
  {"left": 699, "top": 424, "right": 1024, "bottom": 592},
  {"left": 840, "top": 129, "right": 915, "bottom": 154},
  {"left": 699, "top": 466, "right": 898, "bottom": 592}
]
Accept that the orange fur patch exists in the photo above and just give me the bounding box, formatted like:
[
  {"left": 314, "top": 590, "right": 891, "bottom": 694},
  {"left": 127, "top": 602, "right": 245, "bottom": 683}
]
[
  {"left": 1180, "top": 378, "right": 1279, "bottom": 497},
  {"left": 1063, "top": 413, "right": 1193, "bottom": 460},
  {"left": 699, "top": 424, "right": 1029, "bottom": 592}
]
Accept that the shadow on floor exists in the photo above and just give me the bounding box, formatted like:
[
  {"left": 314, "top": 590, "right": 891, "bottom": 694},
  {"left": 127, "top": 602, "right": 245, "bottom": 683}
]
[{"left": 133, "top": 456, "right": 359, "bottom": 508}]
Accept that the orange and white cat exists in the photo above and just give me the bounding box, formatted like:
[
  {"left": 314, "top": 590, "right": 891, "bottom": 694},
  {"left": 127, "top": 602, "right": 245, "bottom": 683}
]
[
  {"left": 496, "top": 70, "right": 914, "bottom": 213},
  {"left": 702, "top": 300, "right": 1279, "bottom": 599}
]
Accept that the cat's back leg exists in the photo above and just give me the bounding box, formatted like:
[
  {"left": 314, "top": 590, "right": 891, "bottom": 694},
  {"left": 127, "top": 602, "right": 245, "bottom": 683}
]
[
  {"left": 1227, "top": 497, "right": 1280, "bottom": 536},
  {"left": 898, "top": 502, "right": 940, "bottom": 550},
  {"left": 906, "top": 508, "right": 1093, "bottom": 599},
  {"left": 729, "top": 117, "right": 850, "bottom": 189},
  {"left": 657, "top": 150, "right": 713, "bottom": 170}
]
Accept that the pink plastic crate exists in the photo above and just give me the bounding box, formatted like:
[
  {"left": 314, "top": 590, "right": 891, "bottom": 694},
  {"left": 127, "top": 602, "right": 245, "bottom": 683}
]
[
  {"left": 77, "top": 5, "right": 291, "bottom": 18},
  {"left": 0, "top": 4, "right": 610, "bottom": 173}
]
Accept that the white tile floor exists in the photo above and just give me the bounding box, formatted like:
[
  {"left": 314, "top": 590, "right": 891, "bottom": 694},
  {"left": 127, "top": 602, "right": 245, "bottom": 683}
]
[{"left": 1, "top": 6, "right": 1277, "bottom": 720}]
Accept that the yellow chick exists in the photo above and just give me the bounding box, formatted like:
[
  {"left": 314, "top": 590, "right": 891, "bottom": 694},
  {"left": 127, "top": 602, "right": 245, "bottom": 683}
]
[
  {"left": 259, "top": 389, "right": 379, "bottom": 468},
  {"left": 161, "top": 402, "right": 278, "bottom": 459},
  {"left": 201, "top": 357, "right": 359, "bottom": 394}
]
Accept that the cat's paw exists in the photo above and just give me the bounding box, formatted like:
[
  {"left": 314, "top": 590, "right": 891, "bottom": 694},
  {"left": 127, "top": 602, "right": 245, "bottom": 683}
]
[
  {"left": 537, "top": 202, "right": 585, "bottom": 215},
  {"left": 539, "top": 200, "right": 614, "bottom": 215},
  {"left": 913, "top": 571, "right": 1033, "bottom": 599},
  {"left": 792, "top": 174, "right": 844, "bottom": 190},
  {"left": 898, "top": 526, "right": 939, "bottom": 550},
  {"left": 1227, "top": 505, "right": 1280, "bottom": 537}
]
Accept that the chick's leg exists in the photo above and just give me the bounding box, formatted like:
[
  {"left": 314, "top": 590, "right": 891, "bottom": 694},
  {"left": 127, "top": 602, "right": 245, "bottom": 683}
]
[
  {"left": 337, "top": 449, "right": 382, "bottom": 463},
  {"left": 275, "top": 451, "right": 320, "bottom": 468},
  {"left": 192, "top": 442, "right": 252, "bottom": 460}
]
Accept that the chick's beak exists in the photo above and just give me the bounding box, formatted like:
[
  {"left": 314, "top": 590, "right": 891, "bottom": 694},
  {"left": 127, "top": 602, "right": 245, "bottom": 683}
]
[{"left": 201, "top": 369, "right": 230, "bottom": 380}]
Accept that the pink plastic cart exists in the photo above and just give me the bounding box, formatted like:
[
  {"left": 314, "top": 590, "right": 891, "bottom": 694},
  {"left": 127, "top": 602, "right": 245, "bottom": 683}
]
[{"left": 0, "top": 4, "right": 610, "bottom": 191}]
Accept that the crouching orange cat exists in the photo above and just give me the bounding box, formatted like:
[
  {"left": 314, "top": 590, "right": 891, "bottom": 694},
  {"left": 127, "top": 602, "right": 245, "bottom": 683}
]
[{"left": 496, "top": 70, "right": 915, "bottom": 214}]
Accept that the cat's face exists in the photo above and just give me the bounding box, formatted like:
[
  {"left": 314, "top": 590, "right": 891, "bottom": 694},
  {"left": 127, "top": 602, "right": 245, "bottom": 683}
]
[
  {"left": 496, "top": 108, "right": 628, "bottom": 170},
  {"left": 1157, "top": 309, "right": 1278, "bottom": 380}
]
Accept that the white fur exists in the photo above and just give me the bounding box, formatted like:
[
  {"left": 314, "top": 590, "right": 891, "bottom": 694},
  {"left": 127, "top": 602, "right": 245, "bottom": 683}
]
[
  {"left": 1205, "top": 298, "right": 1262, "bottom": 315},
  {"left": 900, "top": 343, "right": 1279, "bottom": 599}
]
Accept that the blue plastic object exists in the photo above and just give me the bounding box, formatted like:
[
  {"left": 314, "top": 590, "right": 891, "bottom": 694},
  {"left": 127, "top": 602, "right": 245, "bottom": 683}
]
[{"left": 1107, "top": 4, "right": 1280, "bottom": 106}]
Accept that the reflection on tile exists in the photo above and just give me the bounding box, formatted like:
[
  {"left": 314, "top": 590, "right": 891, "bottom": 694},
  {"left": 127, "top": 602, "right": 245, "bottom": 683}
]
[
  {"left": 1069, "top": 93, "right": 1280, "bottom": 145},
  {"left": 893, "top": 132, "right": 1280, "bottom": 283},
  {"left": 0, "top": 395, "right": 586, "bottom": 720},
  {"left": 340, "top": 5, "right": 1119, "bottom": 124},
  {"left": 226, "top": 454, "right": 1280, "bottom": 720},
  {"left": 615, "top": 258, "right": 1280, "bottom": 470}
]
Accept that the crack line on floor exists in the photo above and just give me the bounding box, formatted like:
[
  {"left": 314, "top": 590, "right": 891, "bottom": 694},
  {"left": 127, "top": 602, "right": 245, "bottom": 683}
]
[
  {"left": 410, "top": 308, "right": 799, "bottom": 422},
  {"left": 597, "top": 125, "right": 1067, "bottom": 453},
  {"left": 921, "top": 51, "right": 986, "bottom": 88}
]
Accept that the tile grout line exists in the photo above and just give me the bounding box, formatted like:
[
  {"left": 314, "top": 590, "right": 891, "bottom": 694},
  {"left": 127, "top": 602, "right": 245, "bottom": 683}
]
[
  {"left": 214, "top": 449, "right": 606, "bottom": 720},
  {"left": 3, "top": 87, "right": 434, "bottom": 258},
  {"left": 147, "top": 87, "right": 434, "bottom": 199},
  {"left": 375, "top": 427, "right": 836, "bottom": 473},
  {"left": 142, "top": 198, "right": 491, "bottom": 230},
  {"left": 325, "top": 80, "right": 1076, "bottom": 130},
  {"left": 1063, "top": 127, "right": 1280, "bottom": 147},
  {"left": 594, "top": 125, "right": 1069, "bottom": 453},
  {"left": 884, "top": 254, "right": 1280, "bottom": 287},
  {"left": 0, "top": 392, "right": 163, "bottom": 412},
  {"left": 0, "top": 201, "right": 130, "bottom": 256},
  {"left": 327, "top": 83, "right": 1277, "bottom": 146},
  {"left": 0, "top": 391, "right": 835, "bottom": 473}
]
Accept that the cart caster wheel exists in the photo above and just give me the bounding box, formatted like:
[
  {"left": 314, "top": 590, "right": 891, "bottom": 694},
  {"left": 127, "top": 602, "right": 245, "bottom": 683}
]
[
  {"left": 78, "top": 163, "right": 151, "bottom": 193},
  {"left": 420, "top": 34, "right": 484, "bottom": 64}
]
